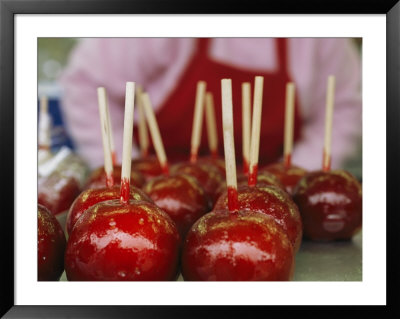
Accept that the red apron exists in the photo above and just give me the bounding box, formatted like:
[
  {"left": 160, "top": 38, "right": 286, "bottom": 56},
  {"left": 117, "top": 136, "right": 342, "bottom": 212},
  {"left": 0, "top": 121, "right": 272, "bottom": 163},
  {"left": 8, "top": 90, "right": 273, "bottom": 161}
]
[{"left": 138, "top": 38, "right": 302, "bottom": 166}]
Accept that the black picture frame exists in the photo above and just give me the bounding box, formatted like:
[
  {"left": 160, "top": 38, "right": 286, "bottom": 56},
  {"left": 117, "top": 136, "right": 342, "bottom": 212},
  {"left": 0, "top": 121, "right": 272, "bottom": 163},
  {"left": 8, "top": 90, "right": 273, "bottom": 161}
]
[{"left": 1, "top": 0, "right": 399, "bottom": 317}]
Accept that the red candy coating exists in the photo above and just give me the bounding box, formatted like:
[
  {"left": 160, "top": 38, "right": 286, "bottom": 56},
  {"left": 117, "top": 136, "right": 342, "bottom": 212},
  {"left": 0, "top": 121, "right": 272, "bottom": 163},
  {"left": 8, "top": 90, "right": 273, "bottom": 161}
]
[
  {"left": 227, "top": 186, "right": 239, "bottom": 212},
  {"left": 262, "top": 162, "right": 307, "bottom": 195},
  {"left": 83, "top": 165, "right": 145, "bottom": 190},
  {"left": 292, "top": 170, "right": 362, "bottom": 241},
  {"left": 38, "top": 172, "right": 81, "bottom": 215},
  {"left": 143, "top": 173, "right": 209, "bottom": 238},
  {"left": 131, "top": 155, "right": 163, "bottom": 182},
  {"left": 214, "top": 170, "right": 285, "bottom": 201},
  {"left": 65, "top": 200, "right": 180, "bottom": 281},
  {"left": 238, "top": 170, "right": 285, "bottom": 189},
  {"left": 38, "top": 204, "right": 67, "bottom": 281},
  {"left": 66, "top": 186, "right": 153, "bottom": 235},
  {"left": 214, "top": 185, "right": 302, "bottom": 252},
  {"left": 170, "top": 161, "right": 224, "bottom": 205},
  {"left": 197, "top": 156, "right": 226, "bottom": 176},
  {"left": 247, "top": 164, "right": 258, "bottom": 187},
  {"left": 181, "top": 209, "right": 294, "bottom": 281}
]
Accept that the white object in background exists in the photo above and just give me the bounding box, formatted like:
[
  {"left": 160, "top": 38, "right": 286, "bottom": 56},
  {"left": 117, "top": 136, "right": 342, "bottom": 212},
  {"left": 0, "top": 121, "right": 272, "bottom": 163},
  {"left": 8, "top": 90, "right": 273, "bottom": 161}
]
[
  {"left": 38, "top": 109, "right": 52, "bottom": 148},
  {"left": 38, "top": 95, "right": 52, "bottom": 166},
  {"left": 38, "top": 146, "right": 72, "bottom": 177},
  {"left": 38, "top": 81, "right": 62, "bottom": 100},
  {"left": 38, "top": 150, "right": 53, "bottom": 166}
]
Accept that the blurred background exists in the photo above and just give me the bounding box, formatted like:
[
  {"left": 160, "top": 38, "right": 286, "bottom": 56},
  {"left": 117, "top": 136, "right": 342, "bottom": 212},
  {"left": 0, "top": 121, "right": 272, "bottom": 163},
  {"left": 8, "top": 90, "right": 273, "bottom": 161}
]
[
  {"left": 38, "top": 38, "right": 79, "bottom": 150},
  {"left": 38, "top": 38, "right": 362, "bottom": 179}
]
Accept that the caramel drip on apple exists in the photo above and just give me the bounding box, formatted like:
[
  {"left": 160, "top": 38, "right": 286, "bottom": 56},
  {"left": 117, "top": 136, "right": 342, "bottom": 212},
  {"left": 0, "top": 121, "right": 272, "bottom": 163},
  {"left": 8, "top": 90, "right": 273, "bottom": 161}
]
[
  {"left": 283, "top": 153, "right": 292, "bottom": 169},
  {"left": 322, "top": 150, "right": 331, "bottom": 172},
  {"left": 247, "top": 164, "right": 259, "bottom": 187},
  {"left": 248, "top": 76, "right": 264, "bottom": 187}
]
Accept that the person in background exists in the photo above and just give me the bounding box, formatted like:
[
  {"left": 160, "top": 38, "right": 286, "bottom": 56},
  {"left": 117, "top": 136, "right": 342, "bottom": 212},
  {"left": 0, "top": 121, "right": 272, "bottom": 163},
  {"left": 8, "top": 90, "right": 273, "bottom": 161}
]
[{"left": 58, "top": 38, "right": 361, "bottom": 175}]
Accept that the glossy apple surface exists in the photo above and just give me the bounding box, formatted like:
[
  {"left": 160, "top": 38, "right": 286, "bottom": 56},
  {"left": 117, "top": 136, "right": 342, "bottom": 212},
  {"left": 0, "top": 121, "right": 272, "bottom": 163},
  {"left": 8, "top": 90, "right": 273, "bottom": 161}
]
[
  {"left": 65, "top": 200, "right": 180, "bottom": 281},
  {"left": 214, "top": 170, "right": 285, "bottom": 202},
  {"left": 38, "top": 204, "right": 67, "bottom": 281},
  {"left": 197, "top": 156, "right": 226, "bottom": 175},
  {"left": 143, "top": 173, "right": 209, "bottom": 237},
  {"left": 170, "top": 162, "right": 224, "bottom": 206},
  {"left": 262, "top": 163, "right": 307, "bottom": 195},
  {"left": 84, "top": 165, "right": 145, "bottom": 190},
  {"left": 237, "top": 170, "right": 285, "bottom": 189},
  {"left": 182, "top": 209, "right": 294, "bottom": 281},
  {"left": 66, "top": 185, "right": 153, "bottom": 235},
  {"left": 292, "top": 170, "right": 362, "bottom": 241},
  {"left": 38, "top": 171, "right": 81, "bottom": 215},
  {"left": 214, "top": 185, "right": 302, "bottom": 252},
  {"left": 131, "top": 155, "right": 163, "bottom": 182}
]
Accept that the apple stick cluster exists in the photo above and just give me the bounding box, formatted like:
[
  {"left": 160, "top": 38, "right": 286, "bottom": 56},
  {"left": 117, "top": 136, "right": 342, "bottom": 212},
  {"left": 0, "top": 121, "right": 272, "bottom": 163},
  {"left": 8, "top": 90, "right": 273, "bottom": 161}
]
[{"left": 38, "top": 74, "right": 362, "bottom": 282}]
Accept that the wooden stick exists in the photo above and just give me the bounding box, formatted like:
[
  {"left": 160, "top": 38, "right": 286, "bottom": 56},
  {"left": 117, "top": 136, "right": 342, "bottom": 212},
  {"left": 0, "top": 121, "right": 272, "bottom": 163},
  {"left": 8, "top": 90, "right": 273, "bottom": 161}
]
[
  {"left": 190, "top": 81, "right": 207, "bottom": 162},
  {"left": 221, "top": 79, "right": 239, "bottom": 212},
  {"left": 205, "top": 92, "right": 218, "bottom": 158},
  {"left": 40, "top": 95, "right": 48, "bottom": 114},
  {"left": 136, "top": 85, "right": 150, "bottom": 158},
  {"left": 120, "top": 82, "right": 136, "bottom": 204},
  {"left": 322, "top": 75, "right": 336, "bottom": 172},
  {"left": 38, "top": 95, "right": 51, "bottom": 151},
  {"left": 283, "top": 82, "right": 295, "bottom": 169},
  {"left": 141, "top": 92, "right": 169, "bottom": 176},
  {"left": 106, "top": 110, "right": 117, "bottom": 165},
  {"left": 248, "top": 76, "right": 264, "bottom": 187},
  {"left": 97, "top": 87, "right": 115, "bottom": 188},
  {"left": 102, "top": 89, "right": 117, "bottom": 166},
  {"left": 241, "top": 82, "right": 251, "bottom": 174}
]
